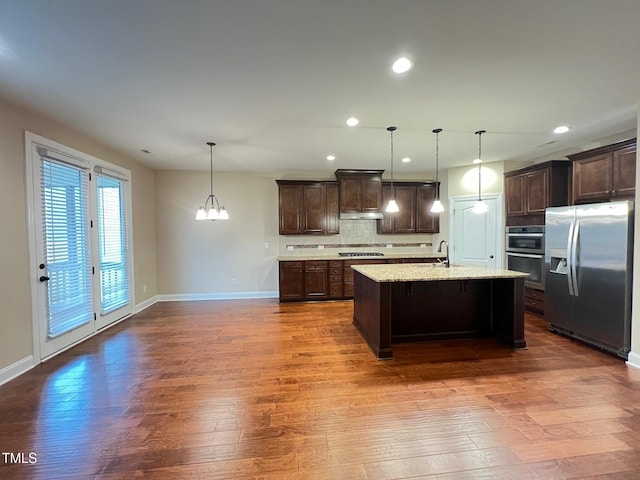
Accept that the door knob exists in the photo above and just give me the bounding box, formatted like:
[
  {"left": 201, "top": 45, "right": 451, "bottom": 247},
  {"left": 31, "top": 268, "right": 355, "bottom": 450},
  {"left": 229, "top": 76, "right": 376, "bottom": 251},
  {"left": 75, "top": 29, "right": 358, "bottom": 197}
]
[
  {"left": 39, "top": 275, "right": 50, "bottom": 282},
  {"left": 489, "top": 255, "right": 494, "bottom": 259}
]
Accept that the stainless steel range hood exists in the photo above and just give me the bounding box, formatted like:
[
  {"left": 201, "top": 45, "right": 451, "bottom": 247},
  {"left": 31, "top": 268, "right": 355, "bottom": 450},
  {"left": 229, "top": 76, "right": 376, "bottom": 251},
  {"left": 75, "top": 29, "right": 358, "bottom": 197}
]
[{"left": 339, "top": 211, "right": 384, "bottom": 220}]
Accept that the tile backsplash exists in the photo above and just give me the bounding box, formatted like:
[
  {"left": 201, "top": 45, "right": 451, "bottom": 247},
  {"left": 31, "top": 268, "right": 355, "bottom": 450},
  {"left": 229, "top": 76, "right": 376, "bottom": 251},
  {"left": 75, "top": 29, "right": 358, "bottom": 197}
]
[{"left": 279, "top": 219, "right": 436, "bottom": 255}]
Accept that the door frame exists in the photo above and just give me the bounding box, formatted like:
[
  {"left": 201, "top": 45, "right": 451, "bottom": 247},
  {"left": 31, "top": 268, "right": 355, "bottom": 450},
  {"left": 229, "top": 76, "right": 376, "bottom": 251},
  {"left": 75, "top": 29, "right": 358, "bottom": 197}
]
[
  {"left": 25, "top": 131, "right": 135, "bottom": 363},
  {"left": 449, "top": 193, "right": 504, "bottom": 269}
]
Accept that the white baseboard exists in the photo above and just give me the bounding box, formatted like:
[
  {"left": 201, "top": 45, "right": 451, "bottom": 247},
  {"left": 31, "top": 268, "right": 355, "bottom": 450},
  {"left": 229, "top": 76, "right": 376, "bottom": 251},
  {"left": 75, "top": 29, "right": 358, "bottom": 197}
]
[
  {"left": 135, "top": 295, "right": 159, "bottom": 313},
  {"left": 626, "top": 351, "right": 640, "bottom": 370},
  {"left": 159, "top": 291, "right": 279, "bottom": 302},
  {"left": 0, "top": 356, "right": 35, "bottom": 387}
]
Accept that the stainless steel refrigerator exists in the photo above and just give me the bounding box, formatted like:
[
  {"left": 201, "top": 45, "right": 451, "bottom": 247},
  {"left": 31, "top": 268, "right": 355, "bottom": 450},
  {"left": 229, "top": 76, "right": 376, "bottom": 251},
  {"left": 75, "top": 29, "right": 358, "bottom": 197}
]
[{"left": 545, "top": 200, "right": 634, "bottom": 358}]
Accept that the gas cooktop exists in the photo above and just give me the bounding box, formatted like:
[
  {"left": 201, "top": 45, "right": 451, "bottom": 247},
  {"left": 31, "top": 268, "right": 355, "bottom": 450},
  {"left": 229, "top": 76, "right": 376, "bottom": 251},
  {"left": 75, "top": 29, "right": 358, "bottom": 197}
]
[{"left": 338, "top": 252, "right": 384, "bottom": 257}]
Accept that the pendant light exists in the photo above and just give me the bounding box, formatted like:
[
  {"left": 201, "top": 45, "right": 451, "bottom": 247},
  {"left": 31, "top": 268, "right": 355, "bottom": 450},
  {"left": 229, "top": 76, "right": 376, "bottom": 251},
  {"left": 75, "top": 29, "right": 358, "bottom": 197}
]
[
  {"left": 430, "top": 128, "right": 445, "bottom": 213},
  {"left": 195, "top": 141, "right": 229, "bottom": 221},
  {"left": 385, "top": 126, "right": 399, "bottom": 213},
  {"left": 472, "top": 130, "right": 488, "bottom": 214}
]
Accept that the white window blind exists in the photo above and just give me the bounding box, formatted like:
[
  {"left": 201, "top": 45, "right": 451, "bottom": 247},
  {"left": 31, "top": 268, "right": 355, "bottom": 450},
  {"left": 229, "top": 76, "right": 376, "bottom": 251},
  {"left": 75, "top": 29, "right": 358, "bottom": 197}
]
[
  {"left": 41, "top": 158, "right": 94, "bottom": 338},
  {"left": 96, "top": 172, "right": 130, "bottom": 314}
]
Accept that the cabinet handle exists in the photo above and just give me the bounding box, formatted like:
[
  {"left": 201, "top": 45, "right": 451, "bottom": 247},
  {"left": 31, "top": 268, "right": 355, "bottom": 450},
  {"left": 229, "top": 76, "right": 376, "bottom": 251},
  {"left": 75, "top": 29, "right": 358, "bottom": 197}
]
[{"left": 612, "top": 189, "right": 616, "bottom": 196}]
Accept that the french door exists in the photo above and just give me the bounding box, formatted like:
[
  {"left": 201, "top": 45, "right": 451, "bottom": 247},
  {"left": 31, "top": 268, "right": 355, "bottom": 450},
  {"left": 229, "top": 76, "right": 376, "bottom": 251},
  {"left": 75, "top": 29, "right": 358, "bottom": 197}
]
[{"left": 27, "top": 133, "right": 133, "bottom": 361}]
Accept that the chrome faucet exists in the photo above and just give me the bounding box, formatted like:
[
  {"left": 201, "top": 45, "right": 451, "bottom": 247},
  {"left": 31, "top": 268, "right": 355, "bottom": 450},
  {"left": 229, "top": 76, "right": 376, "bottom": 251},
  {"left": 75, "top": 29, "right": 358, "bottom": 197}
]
[{"left": 437, "top": 240, "right": 450, "bottom": 267}]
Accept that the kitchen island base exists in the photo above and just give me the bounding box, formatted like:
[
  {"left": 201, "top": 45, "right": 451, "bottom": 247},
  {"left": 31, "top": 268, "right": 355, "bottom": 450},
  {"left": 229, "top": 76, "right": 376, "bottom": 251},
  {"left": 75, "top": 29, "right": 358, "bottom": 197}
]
[{"left": 353, "top": 268, "right": 526, "bottom": 360}]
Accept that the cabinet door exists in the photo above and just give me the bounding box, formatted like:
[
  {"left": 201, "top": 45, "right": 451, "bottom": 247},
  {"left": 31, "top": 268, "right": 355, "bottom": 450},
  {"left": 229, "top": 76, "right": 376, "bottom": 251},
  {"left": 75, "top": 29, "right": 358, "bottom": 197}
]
[
  {"left": 304, "top": 267, "right": 328, "bottom": 299},
  {"left": 339, "top": 177, "right": 362, "bottom": 213},
  {"left": 378, "top": 185, "right": 395, "bottom": 233},
  {"left": 360, "top": 176, "right": 382, "bottom": 212},
  {"left": 303, "top": 184, "right": 325, "bottom": 233},
  {"left": 505, "top": 175, "right": 525, "bottom": 215},
  {"left": 394, "top": 185, "right": 416, "bottom": 233},
  {"left": 572, "top": 153, "right": 612, "bottom": 203},
  {"left": 279, "top": 263, "right": 304, "bottom": 300},
  {"left": 325, "top": 183, "right": 340, "bottom": 234},
  {"left": 279, "top": 185, "right": 303, "bottom": 234},
  {"left": 612, "top": 145, "right": 636, "bottom": 198},
  {"left": 525, "top": 168, "right": 549, "bottom": 214},
  {"left": 416, "top": 184, "right": 439, "bottom": 233}
]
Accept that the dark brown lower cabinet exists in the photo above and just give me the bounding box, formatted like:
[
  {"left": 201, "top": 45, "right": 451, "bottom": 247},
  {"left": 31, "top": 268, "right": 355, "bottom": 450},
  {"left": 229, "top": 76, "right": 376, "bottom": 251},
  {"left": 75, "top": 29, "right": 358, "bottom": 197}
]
[
  {"left": 524, "top": 287, "right": 544, "bottom": 315},
  {"left": 304, "top": 261, "right": 329, "bottom": 299},
  {"left": 278, "top": 261, "right": 304, "bottom": 300},
  {"left": 329, "top": 260, "right": 343, "bottom": 298},
  {"left": 279, "top": 257, "right": 442, "bottom": 302}
]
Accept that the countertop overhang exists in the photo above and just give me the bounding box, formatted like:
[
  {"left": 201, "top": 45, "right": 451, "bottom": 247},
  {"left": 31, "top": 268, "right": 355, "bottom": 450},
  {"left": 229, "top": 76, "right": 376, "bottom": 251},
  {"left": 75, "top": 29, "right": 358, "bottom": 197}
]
[{"left": 351, "top": 263, "right": 530, "bottom": 283}]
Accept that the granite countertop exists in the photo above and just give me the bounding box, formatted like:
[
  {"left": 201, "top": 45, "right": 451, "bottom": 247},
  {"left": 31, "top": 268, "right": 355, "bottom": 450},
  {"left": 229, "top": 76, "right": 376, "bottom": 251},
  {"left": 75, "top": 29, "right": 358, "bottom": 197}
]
[
  {"left": 277, "top": 252, "right": 445, "bottom": 261},
  {"left": 351, "top": 263, "right": 530, "bottom": 282}
]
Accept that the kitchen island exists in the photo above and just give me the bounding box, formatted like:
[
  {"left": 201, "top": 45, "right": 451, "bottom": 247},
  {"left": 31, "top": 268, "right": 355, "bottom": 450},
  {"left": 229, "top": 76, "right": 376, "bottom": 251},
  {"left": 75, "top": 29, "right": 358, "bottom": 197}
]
[{"left": 352, "top": 263, "right": 529, "bottom": 359}]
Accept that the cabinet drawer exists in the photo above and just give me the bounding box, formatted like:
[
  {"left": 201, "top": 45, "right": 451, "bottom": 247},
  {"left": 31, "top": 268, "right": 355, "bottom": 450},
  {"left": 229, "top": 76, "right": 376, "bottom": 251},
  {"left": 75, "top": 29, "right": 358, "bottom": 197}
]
[
  {"left": 524, "top": 297, "right": 544, "bottom": 313},
  {"left": 305, "top": 260, "right": 328, "bottom": 269},
  {"left": 280, "top": 261, "right": 303, "bottom": 270},
  {"left": 329, "top": 274, "right": 343, "bottom": 284},
  {"left": 524, "top": 287, "right": 544, "bottom": 301},
  {"left": 329, "top": 284, "right": 343, "bottom": 297},
  {"left": 329, "top": 260, "right": 343, "bottom": 268},
  {"left": 330, "top": 267, "right": 343, "bottom": 275},
  {"left": 343, "top": 283, "right": 354, "bottom": 298}
]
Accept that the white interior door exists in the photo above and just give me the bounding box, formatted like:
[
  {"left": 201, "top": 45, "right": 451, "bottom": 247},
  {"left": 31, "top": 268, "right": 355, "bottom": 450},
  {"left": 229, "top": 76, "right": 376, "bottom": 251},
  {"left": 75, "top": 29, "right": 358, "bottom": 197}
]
[{"left": 450, "top": 195, "right": 502, "bottom": 269}]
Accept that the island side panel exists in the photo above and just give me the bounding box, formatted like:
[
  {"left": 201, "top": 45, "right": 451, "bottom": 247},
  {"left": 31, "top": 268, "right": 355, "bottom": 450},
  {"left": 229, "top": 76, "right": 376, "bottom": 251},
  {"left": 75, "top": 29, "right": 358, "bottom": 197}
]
[
  {"left": 390, "top": 280, "right": 492, "bottom": 342},
  {"left": 491, "top": 277, "right": 526, "bottom": 348},
  {"left": 353, "top": 271, "right": 393, "bottom": 359}
]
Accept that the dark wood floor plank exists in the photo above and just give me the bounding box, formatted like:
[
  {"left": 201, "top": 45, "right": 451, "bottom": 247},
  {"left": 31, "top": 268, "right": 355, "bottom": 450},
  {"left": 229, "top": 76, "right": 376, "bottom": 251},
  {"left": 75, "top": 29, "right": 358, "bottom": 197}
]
[{"left": 0, "top": 300, "right": 639, "bottom": 479}]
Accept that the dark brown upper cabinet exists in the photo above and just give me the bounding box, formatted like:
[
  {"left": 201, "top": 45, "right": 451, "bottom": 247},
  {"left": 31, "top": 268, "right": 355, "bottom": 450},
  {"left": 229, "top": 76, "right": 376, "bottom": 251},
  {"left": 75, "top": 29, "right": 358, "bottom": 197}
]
[
  {"left": 334, "top": 169, "right": 384, "bottom": 218},
  {"left": 378, "top": 182, "right": 440, "bottom": 234},
  {"left": 504, "top": 161, "right": 571, "bottom": 226},
  {"left": 568, "top": 138, "right": 636, "bottom": 204},
  {"left": 276, "top": 180, "right": 339, "bottom": 235}
]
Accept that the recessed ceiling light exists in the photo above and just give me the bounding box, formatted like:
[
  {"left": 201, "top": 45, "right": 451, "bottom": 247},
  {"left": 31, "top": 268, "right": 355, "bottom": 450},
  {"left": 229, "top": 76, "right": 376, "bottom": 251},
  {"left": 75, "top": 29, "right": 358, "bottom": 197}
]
[
  {"left": 346, "top": 117, "right": 359, "bottom": 127},
  {"left": 554, "top": 125, "right": 570, "bottom": 134},
  {"left": 392, "top": 57, "right": 413, "bottom": 74},
  {"left": 473, "top": 158, "right": 482, "bottom": 164},
  {"left": 402, "top": 157, "right": 411, "bottom": 163},
  {"left": 326, "top": 155, "right": 336, "bottom": 161}
]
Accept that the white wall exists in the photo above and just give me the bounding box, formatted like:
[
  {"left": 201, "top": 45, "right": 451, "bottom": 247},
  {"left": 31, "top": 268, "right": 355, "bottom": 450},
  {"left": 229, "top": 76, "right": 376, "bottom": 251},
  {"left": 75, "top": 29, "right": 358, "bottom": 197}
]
[{"left": 155, "top": 171, "right": 280, "bottom": 296}]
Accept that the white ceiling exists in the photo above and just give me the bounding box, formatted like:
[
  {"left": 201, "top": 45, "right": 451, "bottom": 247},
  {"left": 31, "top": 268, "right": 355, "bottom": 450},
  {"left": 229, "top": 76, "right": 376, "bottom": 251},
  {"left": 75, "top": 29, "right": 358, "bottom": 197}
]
[{"left": 0, "top": 0, "right": 638, "bottom": 175}]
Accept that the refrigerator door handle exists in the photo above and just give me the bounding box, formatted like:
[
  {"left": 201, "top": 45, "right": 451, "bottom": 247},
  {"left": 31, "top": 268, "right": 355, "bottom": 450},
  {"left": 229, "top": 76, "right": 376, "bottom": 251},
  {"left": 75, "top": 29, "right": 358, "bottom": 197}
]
[
  {"left": 566, "top": 220, "right": 575, "bottom": 296},
  {"left": 571, "top": 220, "right": 580, "bottom": 297}
]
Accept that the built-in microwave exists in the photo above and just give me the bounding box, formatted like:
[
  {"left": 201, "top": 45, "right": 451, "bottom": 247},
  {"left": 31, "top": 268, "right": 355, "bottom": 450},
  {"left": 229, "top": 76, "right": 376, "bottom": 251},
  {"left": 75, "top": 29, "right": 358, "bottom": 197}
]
[{"left": 506, "top": 226, "right": 544, "bottom": 254}]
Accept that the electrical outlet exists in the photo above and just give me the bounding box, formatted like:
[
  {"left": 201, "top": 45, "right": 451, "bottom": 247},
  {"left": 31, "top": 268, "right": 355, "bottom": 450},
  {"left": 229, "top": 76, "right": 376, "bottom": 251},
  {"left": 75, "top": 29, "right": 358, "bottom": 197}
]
[
  {"left": 264, "top": 242, "right": 269, "bottom": 249},
  {"left": 232, "top": 278, "right": 238, "bottom": 286}
]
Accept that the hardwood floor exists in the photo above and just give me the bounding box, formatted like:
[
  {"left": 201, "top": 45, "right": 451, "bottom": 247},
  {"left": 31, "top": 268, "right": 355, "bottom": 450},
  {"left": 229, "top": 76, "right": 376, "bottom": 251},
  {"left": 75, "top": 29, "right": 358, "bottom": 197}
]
[{"left": 1, "top": 299, "right": 640, "bottom": 479}]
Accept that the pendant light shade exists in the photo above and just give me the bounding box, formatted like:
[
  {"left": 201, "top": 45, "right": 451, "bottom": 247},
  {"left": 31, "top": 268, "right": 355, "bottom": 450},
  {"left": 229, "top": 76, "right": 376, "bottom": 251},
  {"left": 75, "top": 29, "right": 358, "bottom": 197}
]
[
  {"left": 195, "top": 142, "right": 229, "bottom": 221},
  {"left": 472, "top": 130, "right": 488, "bottom": 214},
  {"left": 385, "top": 126, "right": 400, "bottom": 213},
  {"left": 430, "top": 128, "right": 445, "bottom": 213}
]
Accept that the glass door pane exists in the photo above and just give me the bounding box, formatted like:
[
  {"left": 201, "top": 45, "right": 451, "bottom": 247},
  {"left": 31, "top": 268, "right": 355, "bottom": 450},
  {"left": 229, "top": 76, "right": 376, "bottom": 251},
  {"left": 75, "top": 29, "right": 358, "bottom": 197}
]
[
  {"left": 40, "top": 157, "right": 94, "bottom": 355},
  {"left": 96, "top": 173, "right": 131, "bottom": 316}
]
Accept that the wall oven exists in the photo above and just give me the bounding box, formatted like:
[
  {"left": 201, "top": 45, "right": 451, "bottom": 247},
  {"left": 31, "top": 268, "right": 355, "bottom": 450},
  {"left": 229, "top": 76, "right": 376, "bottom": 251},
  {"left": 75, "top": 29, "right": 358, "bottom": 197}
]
[{"left": 506, "top": 226, "right": 545, "bottom": 290}]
